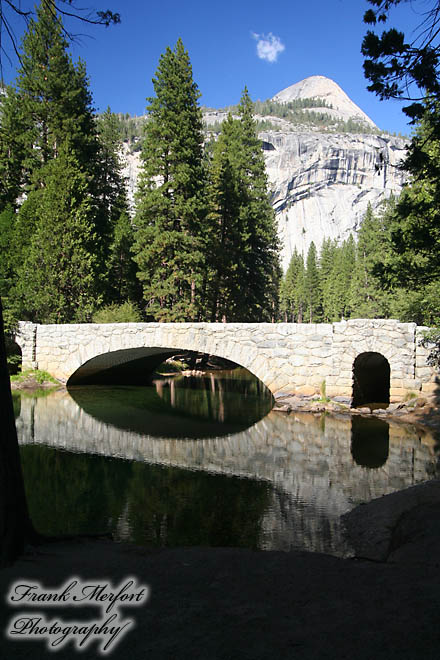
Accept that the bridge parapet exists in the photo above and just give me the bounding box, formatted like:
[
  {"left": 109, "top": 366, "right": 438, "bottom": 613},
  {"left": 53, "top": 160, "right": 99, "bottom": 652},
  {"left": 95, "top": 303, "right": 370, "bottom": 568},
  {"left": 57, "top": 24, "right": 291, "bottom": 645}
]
[{"left": 15, "top": 319, "right": 438, "bottom": 401}]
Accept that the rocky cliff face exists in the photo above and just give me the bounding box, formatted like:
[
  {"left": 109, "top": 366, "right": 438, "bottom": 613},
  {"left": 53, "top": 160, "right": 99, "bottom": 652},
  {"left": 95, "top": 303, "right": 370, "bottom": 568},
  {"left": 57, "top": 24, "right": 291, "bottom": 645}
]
[
  {"left": 262, "top": 130, "right": 407, "bottom": 269},
  {"left": 122, "top": 76, "right": 408, "bottom": 271}
]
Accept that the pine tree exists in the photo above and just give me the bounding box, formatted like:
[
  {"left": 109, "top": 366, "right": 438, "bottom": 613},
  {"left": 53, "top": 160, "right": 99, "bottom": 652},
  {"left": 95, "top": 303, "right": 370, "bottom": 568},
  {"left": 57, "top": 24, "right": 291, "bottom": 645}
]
[
  {"left": 0, "top": 207, "right": 16, "bottom": 307},
  {"left": 295, "top": 259, "right": 307, "bottom": 323},
  {"left": 319, "top": 239, "right": 337, "bottom": 290},
  {"left": 206, "top": 90, "right": 280, "bottom": 321},
  {"left": 95, "top": 107, "right": 131, "bottom": 277},
  {"left": 322, "top": 238, "right": 355, "bottom": 321},
  {"left": 319, "top": 238, "right": 338, "bottom": 322},
  {"left": 14, "top": 141, "right": 100, "bottom": 323},
  {"left": 340, "top": 235, "right": 356, "bottom": 317},
  {"left": 15, "top": 0, "right": 99, "bottom": 181},
  {"left": 95, "top": 109, "right": 127, "bottom": 226},
  {"left": 387, "top": 282, "right": 440, "bottom": 326},
  {"left": 133, "top": 39, "right": 207, "bottom": 321},
  {"left": 380, "top": 102, "right": 440, "bottom": 287},
  {"left": 106, "top": 209, "right": 142, "bottom": 307},
  {"left": 349, "top": 203, "right": 391, "bottom": 318},
  {"left": 234, "top": 88, "right": 280, "bottom": 321},
  {"left": 304, "top": 242, "right": 322, "bottom": 322},
  {"left": 7, "top": 192, "right": 42, "bottom": 321},
  {"left": 0, "top": 87, "right": 28, "bottom": 210},
  {"left": 2, "top": 3, "right": 128, "bottom": 323},
  {"left": 280, "top": 249, "right": 304, "bottom": 321},
  {"left": 206, "top": 114, "right": 242, "bottom": 321}
]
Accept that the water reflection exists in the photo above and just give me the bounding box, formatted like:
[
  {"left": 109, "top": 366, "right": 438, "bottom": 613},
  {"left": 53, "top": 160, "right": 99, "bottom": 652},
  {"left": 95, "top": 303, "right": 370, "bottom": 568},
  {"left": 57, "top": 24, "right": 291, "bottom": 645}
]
[
  {"left": 351, "top": 416, "right": 389, "bottom": 468},
  {"left": 152, "top": 370, "right": 272, "bottom": 426},
  {"left": 14, "top": 381, "right": 440, "bottom": 556},
  {"left": 68, "top": 369, "right": 273, "bottom": 438},
  {"left": 19, "top": 444, "right": 270, "bottom": 549}
]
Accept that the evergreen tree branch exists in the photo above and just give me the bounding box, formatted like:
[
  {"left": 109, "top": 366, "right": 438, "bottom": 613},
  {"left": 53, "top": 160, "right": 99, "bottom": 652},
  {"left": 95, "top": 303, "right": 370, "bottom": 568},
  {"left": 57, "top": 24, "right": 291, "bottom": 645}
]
[{"left": 362, "top": 1, "right": 440, "bottom": 121}]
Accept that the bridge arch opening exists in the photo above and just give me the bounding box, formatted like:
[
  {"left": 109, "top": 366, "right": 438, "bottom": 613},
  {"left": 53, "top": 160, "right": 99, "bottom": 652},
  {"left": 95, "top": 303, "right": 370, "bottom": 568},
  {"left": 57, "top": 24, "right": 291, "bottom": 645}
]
[
  {"left": 67, "top": 347, "right": 181, "bottom": 386},
  {"left": 66, "top": 347, "right": 273, "bottom": 437},
  {"left": 6, "top": 338, "right": 22, "bottom": 376},
  {"left": 352, "top": 351, "right": 390, "bottom": 408},
  {"left": 66, "top": 347, "right": 270, "bottom": 398}
]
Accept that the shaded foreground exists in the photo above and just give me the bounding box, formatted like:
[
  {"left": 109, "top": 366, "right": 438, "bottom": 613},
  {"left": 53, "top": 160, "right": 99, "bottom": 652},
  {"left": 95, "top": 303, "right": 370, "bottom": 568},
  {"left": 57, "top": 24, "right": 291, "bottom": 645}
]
[{"left": 1, "top": 481, "right": 440, "bottom": 659}]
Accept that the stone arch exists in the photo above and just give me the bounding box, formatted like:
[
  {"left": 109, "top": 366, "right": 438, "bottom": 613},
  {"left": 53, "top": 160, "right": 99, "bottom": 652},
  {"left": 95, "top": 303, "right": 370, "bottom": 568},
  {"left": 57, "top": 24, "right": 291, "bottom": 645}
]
[
  {"left": 352, "top": 351, "right": 390, "bottom": 407},
  {"left": 66, "top": 344, "right": 268, "bottom": 392},
  {"left": 59, "top": 323, "right": 269, "bottom": 389}
]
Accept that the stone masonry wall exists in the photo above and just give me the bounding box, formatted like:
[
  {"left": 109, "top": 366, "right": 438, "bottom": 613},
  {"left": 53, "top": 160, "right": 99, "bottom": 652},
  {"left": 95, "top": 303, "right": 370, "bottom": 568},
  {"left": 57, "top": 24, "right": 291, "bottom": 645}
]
[
  {"left": 15, "top": 319, "right": 438, "bottom": 400},
  {"left": 16, "top": 321, "right": 37, "bottom": 369}
]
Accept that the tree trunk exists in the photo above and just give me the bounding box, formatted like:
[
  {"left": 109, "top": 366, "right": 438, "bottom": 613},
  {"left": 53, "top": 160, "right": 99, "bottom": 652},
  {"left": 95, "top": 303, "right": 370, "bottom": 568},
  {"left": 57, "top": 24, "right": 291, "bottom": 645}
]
[{"left": 0, "top": 298, "right": 37, "bottom": 566}]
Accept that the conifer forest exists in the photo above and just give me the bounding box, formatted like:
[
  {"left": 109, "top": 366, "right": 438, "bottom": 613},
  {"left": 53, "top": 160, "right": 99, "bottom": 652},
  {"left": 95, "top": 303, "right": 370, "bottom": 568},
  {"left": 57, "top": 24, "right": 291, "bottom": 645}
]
[{"left": 0, "top": 0, "right": 439, "bottom": 348}]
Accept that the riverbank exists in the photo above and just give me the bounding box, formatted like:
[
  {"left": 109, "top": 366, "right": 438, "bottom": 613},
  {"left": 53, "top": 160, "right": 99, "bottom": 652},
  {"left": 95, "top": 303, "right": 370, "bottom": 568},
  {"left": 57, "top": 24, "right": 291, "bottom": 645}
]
[
  {"left": 10, "top": 369, "right": 62, "bottom": 392},
  {"left": 273, "top": 390, "right": 440, "bottom": 431},
  {"left": 1, "top": 480, "right": 440, "bottom": 659}
]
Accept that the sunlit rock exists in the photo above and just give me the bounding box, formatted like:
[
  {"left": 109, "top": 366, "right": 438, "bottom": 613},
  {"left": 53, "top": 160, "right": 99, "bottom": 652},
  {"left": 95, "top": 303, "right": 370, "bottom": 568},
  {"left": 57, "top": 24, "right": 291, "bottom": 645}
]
[{"left": 122, "top": 75, "right": 408, "bottom": 271}]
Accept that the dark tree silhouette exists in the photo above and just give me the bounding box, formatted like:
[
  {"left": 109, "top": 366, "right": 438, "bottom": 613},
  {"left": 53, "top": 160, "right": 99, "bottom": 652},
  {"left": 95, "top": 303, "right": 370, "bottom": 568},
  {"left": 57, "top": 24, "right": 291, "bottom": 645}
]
[
  {"left": 0, "top": 1, "right": 120, "bottom": 566},
  {"left": 0, "top": 297, "right": 38, "bottom": 566},
  {"left": 362, "top": 0, "right": 440, "bottom": 122}
]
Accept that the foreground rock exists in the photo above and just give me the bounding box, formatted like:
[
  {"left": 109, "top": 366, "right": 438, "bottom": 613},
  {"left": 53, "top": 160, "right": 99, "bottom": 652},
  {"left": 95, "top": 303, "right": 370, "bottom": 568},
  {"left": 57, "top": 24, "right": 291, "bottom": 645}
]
[
  {"left": 343, "top": 480, "right": 440, "bottom": 563},
  {"left": 1, "top": 480, "right": 440, "bottom": 659}
]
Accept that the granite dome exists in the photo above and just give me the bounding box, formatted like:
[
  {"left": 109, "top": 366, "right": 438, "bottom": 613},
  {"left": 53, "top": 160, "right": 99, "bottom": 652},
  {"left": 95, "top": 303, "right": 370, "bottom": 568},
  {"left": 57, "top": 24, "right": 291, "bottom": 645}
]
[{"left": 272, "top": 75, "right": 376, "bottom": 128}]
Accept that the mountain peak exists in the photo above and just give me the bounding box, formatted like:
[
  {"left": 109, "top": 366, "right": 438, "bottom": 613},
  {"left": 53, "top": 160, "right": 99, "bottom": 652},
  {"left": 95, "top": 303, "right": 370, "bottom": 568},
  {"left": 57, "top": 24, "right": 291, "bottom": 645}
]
[{"left": 272, "top": 76, "right": 376, "bottom": 128}]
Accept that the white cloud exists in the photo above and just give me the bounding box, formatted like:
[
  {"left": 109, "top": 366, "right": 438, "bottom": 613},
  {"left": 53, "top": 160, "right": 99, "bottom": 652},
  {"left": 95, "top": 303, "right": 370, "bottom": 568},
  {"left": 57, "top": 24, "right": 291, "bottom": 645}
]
[{"left": 252, "top": 32, "right": 285, "bottom": 63}]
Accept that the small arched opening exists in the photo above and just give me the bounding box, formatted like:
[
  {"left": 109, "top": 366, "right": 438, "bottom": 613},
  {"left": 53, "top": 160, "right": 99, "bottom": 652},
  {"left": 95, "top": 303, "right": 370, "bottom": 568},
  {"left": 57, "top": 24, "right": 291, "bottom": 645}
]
[
  {"left": 6, "top": 337, "right": 22, "bottom": 376},
  {"left": 352, "top": 351, "right": 390, "bottom": 408}
]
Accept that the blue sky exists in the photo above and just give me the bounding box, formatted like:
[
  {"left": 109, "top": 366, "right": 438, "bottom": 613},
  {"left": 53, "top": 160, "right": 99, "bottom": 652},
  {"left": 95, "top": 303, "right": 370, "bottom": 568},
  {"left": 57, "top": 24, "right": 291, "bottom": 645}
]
[{"left": 2, "top": 0, "right": 422, "bottom": 135}]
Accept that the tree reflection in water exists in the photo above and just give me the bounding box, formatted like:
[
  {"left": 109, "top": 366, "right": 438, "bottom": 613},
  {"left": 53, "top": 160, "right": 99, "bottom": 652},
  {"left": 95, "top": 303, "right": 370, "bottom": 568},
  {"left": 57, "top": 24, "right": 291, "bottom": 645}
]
[
  {"left": 13, "top": 374, "right": 440, "bottom": 556},
  {"left": 152, "top": 369, "right": 271, "bottom": 426}
]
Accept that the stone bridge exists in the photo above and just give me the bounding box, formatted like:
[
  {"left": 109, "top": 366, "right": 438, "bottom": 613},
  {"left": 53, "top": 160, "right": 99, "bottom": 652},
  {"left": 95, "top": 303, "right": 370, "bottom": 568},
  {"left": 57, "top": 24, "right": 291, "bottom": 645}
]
[{"left": 15, "top": 319, "right": 437, "bottom": 402}]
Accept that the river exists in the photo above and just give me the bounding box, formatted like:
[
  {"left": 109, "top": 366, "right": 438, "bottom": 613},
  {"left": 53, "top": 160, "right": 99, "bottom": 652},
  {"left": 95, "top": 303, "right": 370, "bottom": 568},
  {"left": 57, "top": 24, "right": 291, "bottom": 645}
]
[{"left": 13, "top": 368, "right": 440, "bottom": 557}]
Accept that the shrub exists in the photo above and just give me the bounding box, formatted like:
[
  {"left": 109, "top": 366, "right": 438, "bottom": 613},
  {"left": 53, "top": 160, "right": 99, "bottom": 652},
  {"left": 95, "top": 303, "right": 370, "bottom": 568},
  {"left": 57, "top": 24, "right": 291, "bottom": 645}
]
[
  {"left": 420, "top": 328, "right": 440, "bottom": 368},
  {"left": 10, "top": 369, "right": 57, "bottom": 384},
  {"left": 92, "top": 302, "right": 142, "bottom": 323}
]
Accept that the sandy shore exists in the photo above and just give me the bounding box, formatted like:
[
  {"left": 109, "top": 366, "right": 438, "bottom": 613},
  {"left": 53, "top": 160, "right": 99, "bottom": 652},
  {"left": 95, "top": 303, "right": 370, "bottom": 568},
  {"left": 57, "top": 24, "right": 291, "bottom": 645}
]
[{"left": 1, "top": 480, "right": 440, "bottom": 659}]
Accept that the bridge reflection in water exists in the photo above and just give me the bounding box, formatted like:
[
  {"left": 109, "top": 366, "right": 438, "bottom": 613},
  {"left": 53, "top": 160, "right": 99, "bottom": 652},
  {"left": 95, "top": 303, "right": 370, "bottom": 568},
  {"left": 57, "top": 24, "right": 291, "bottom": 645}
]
[{"left": 15, "top": 388, "right": 439, "bottom": 556}]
